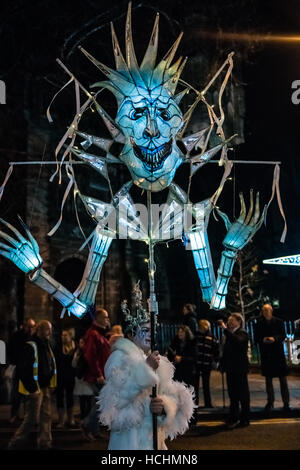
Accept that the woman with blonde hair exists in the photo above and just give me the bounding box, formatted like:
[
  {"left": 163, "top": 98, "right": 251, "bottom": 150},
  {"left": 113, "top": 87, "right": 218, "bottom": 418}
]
[
  {"left": 72, "top": 337, "right": 95, "bottom": 440},
  {"left": 55, "top": 329, "right": 76, "bottom": 428},
  {"left": 107, "top": 324, "right": 124, "bottom": 347},
  {"left": 167, "top": 325, "right": 196, "bottom": 387}
]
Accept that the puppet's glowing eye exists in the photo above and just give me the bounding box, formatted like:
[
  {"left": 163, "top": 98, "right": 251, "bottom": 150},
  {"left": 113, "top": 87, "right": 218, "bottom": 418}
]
[
  {"left": 130, "top": 108, "right": 146, "bottom": 120},
  {"left": 158, "top": 109, "right": 171, "bottom": 121}
]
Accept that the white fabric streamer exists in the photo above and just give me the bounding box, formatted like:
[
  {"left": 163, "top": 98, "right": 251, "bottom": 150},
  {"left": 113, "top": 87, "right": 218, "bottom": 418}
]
[
  {"left": 0, "top": 165, "right": 13, "bottom": 201},
  {"left": 266, "top": 163, "right": 287, "bottom": 243}
]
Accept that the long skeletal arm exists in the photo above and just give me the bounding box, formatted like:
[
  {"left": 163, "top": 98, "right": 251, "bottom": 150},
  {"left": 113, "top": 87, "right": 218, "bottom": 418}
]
[
  {"left": 29, "top": 268, "right": 87, "bottom": 318},
  {"left": 211, "top": 191, "right": 266, "bottom": 310},
  {"left": 165, "top": 186, "right": 217, "bottom": 306},
  {"left": 210, "top": 249, "right": 236, "bottom": 310},
  {"left": 187, "top": 191, "right": 265, "bottom": 310},
  {"left": 0, "top": 218, "right": 113, "bottom": 318},
  {"left": 186, "top": 199, "right": 216, "bottom": 304},
  {"left": 189, "top": 229, "right": 216, "bottom": 303},
  {"left": 73, "top": 225, "right": 113, "bottom": 305}
]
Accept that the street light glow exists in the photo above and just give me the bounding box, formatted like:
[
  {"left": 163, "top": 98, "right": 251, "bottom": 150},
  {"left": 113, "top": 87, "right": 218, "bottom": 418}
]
[{"left": 193, "top": 31, "right": 300, "bottom": 43}]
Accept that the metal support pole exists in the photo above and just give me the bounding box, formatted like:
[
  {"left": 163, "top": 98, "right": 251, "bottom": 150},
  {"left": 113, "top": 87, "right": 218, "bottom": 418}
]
[
  {"left": 147, "top": 190, "right": 158, "bottom": 451},
  {"left": 222, "top": 372, "right": 226, "bottom": 408}
]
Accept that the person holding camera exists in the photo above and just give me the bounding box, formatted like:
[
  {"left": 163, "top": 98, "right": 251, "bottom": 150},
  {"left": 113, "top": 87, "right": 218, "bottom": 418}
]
[{"left": 219, "top": 313, "right": 250, "bottom": 429}]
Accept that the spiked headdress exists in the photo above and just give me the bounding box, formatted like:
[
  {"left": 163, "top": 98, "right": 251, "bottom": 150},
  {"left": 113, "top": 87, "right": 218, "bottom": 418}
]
[
  {"left": 79, "top": 2, "right": 188, "bottom": 105},
  {"left": 121, "top": 281, "right": 150, "bottom": 329}
]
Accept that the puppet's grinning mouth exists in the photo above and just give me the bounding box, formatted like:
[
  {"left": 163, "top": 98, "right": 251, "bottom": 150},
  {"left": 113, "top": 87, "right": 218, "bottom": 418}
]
[{"left": 132, "top": 139, "right": 172, "bottom": 170}]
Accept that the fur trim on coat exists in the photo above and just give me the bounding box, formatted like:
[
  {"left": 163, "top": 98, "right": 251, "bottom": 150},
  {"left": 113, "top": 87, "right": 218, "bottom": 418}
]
[{"left": 98, "top": 338, "right": 195, "bottom": 442}]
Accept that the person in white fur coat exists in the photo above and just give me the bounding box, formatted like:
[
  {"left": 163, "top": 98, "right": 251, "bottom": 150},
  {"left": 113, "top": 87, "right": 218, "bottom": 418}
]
[{"left": 98, "top": 321, "right": 195, "bottom": 450}]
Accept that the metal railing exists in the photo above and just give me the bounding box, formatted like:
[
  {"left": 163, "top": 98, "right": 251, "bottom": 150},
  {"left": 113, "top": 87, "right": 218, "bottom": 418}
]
[{"left": 156, "top": 319, "right": 298, "bottom": 365}]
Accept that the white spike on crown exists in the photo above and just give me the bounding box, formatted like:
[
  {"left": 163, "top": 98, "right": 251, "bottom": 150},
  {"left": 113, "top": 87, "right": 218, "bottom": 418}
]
[
  {"left": 121, "top": 280, "right": 150, "bottom": 328},
  {"left": 79, "top": 1, "right": 188, "bottom": 105}
]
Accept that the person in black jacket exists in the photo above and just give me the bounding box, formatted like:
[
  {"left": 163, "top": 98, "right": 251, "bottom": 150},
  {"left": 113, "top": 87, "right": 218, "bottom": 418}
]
[
  {"left": 7, "top": 317, "right": 36, "bottom": 424},
  {"left": 254, "top": 304, "right": 290, "bottom": 413},
  {"left": 55, "top": 329, "right": 76, "bottom": 428},
  {"left": 294, "top": 320, "right": 300, "bottom": 366},
  {"left": 182, "top": 303, "right": 198, "bottom": 335},
  {"left": 219, "top": 313, "right": 250, "bottom": 429},
  {"left": 8, "top": 320, "right": 57, "bottom": 450},
  {"left": 294, "top": 319, "right": 300, "bottom": 341},
  {"left": 167, "top": 325, "right": 196, "bottom": 387}
]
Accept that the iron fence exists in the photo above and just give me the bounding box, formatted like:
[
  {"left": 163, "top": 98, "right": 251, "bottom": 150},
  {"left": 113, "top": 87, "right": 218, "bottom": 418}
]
[{"left": 156, "top": 319, "right": 298, "bottom": 365}]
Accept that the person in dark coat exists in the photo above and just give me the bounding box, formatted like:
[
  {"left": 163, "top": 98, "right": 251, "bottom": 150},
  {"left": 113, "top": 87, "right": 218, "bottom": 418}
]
[
  {"left": 182, "top": 303, "right": 198, "bottom": 335},
  {"left": 294, "top": 319, "right": 300, "bottom": 341},
  {"left": 254, "top": 304, "right": 290, "bottom": 413},
  {"left": 219, "top": 313, "right": 250, "bottom": 428},
  {"left": 8, "top": 318, "right": 36, "bottom": 423},
  {"left": 8, "top": 320, "right": 56, "bottom": 450},
  {"left": 55, "top": 329, "right": 76, "bottom": 428},
  {"left": 194, "top": 320, "right": 219, "bottom": 408},
  {"left": 294, "top": 320, "right": 300, "bottom": 366},
  {"left": 167, "top": 325, "right": 196, "bottom": 387}
]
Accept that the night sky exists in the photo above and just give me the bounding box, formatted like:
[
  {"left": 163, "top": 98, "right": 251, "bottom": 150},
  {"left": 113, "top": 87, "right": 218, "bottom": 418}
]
[{"left": 1, "top": 0, "right": 300, "bottom": 321}]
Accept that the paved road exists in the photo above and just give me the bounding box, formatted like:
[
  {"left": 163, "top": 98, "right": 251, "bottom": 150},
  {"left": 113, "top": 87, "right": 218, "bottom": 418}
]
[
  {"left": 169, "top": 418, "right": 300, "bottom": 450},
  {"left": 0, "top": 372, "right": 299, "bottom": 451},
  {"left": 1, "top": 417, "right": 299, "bottom": 451},
  {"left": 198, "top": 370, "right": 300, "bottom": 410}
]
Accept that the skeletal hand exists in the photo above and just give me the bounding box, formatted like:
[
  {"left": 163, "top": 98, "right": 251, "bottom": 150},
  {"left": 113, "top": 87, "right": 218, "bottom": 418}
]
[
  {"left": 0, "top": 217, "right": 42, "bottom": 274},
  {"left": 217, "top": 190, "right": 266, "bottom": 252}
]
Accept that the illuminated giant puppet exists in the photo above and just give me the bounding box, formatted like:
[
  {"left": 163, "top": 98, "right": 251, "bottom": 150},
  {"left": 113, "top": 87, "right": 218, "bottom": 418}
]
[{"left": 0, "top": 3, "right": 266, "bottom": 319}]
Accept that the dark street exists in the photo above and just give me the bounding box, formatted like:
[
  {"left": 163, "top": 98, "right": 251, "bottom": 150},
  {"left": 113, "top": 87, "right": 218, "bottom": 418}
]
[{"left": 1, "top": 372, "right": 299, "bottom": 451}]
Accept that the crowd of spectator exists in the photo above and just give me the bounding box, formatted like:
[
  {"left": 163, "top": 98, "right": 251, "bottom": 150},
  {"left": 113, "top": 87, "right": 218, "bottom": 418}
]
[{"left": 0, "top": 301, "right": 297, "bottom": 449}]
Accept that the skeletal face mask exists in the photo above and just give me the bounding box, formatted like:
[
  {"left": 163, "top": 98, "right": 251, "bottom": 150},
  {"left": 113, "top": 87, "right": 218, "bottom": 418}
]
[
  {"left": 116, "top": 87, "right": 183, "bottom": 191},
  {"left": 134, "top": 322, "right": 151, "bottom": 352},
  {"left": 80, "top": 5, "right": 187, "bottom": 192}
]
